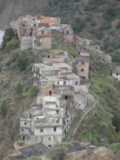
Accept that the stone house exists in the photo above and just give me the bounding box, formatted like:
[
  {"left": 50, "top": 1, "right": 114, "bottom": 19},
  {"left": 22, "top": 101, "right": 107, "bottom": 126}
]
[
  {"left": 20, "top": 95, "right": 68, "bottom": 148},
  {"left": 62, "top": 25, "right": 74, "bottom": 43},
  {"left": 33, "top": 27, "right": 52, "bottom": 51},
  {"left": 76, "top": 52, "right": 90, "bottom": 81},
  {"left": 112, "top": 66, "right": 120, "bottom": 81}
]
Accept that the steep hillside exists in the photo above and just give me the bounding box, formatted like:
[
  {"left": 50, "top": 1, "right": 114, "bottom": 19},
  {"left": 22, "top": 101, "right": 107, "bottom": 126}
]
[
  {"left": 0, "top": 0, "right": 120, "bottom": 61},
  {"left": 0, "top": 0, "right": 48, "bottom": 29},
  {"left": 44, "top": 0, "right": 120, "bottom": 61}
]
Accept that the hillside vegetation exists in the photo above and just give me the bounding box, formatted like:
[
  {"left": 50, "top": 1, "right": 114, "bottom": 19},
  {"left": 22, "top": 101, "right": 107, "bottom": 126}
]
[{"left": 44, "top": 0, "right": 120, "bottom": 62}]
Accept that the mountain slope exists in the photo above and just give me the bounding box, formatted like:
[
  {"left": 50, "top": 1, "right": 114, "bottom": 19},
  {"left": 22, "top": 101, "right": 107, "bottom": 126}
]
[{"left": 0, "top": 0, "right": 48, "bottom": 29}]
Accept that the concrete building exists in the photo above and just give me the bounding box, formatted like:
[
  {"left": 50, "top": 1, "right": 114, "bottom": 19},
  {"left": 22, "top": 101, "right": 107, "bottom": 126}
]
[
  {"left": 32, "top": 63, "right": 80, "bottom": 88},
  {"left": 33, "top": 27, "right": 52, "bottom": 51},
  {"left": 76, "top": 52, "right": 90, "bottom": 81},
  {"left": 20, "top": 95, "right": 68, "bottom": 148},
  {"left": 112, "top": 66, "right": 120, "bottom": 81}
]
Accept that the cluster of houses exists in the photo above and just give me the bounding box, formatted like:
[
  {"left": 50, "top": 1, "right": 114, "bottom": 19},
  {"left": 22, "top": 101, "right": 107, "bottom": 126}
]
[
  {"left": 8, "top": 15, "right": 120, "bottom": 160},
  {"left": 19, "top": 48, "right": 91, "bottom": 148},
  {"left": 11, "top": 15, "right": 74, "bottom": 51}
]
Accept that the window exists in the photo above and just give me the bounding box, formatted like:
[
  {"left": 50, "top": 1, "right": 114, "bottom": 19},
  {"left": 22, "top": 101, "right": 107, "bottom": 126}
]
[
  {"left": 65, "top": 96, "right": 68, "bottom": 100},
  {"left": 64, "top": 81, "right": 66, "bottom": 85},
  {"left": 49, "top": 91, "right": 52, "bottom": 96},
  {"left": 53, "top": 127, "right": 57, "bottom": 132},
  {"left": 81, "top": 69, "right": 84, "bottom": 72},
  {"left": 57, "top": 81, "right": 59, "bottom": 85},
  {"left": 48, "top": 145, "right": 51, "bottom": 148},
  {"left": 75, "top": 81, "right": 78, "bottom": 85},
  {"left": 56, "top": 110, "right": 59, "bottom": 114},
  {"left": 40, "top": 128, "right": 44, "bottom": 132},
  {"left": 21, "top": 129, "right": 24, "bottom": 132},
  {"left": 67, "top": 31, "right": 69, "bottom": 35},
  {"left": 56, "top": 119, "right": 59, "bottom": 123},
  {"left": 48, "top": 137, "right": 51, "bottom": 141},
  {"left": 24, "top": 122, "right": 27, "bottom": 125},
  {"left": 42, "top": 30, "right": 44, "bottom": 35},
  {"left": 82, "top": 62, "right": 84, "bottom": 65}
]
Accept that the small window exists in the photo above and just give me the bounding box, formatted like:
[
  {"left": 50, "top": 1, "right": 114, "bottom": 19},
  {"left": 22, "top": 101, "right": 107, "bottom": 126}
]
[
  {"left": 24, "top": 122, "right": 27, "bottom": 125},
  {"left": 75, "top": 81, "right": 78, "bottom": 85},
  {"left": 65, "top": 96, "right": 68, "bottom": 100},
  {"left": 48, "top": 145, "right": 51, "bottom": 148},
  {"left": 21, "top": 129, "right": 24, "bottom": 132},
  {"left": 82, "top": 62, "right": 84, "bottom": 65},
  {"left": 64, "top": 81, "right": 66, "bottom": 85},
  {"left": 29, "top": 129, "right": 31, "bottom": 132},
  {"left": 56, "top": 119, "right": 59, "bottom": 123},
  {"left": 48, "top": 137, "right": 51, "bottom": 141},
  {"left": 47, "top": 55, "right": 50, "bottom": 58},
  {"left": 53, "top": 127, "right": 57, "bottom": 132},
  {"left": 81, "top": 69, "right": 84, "bottom": 72},
  {"left": 67, "top": 31, "right": 69, "bottom": 35},
  {"left": 49, "top": 91, "right": 52, "bottom": 96},
  {"left": 56, "top": 110, "right": 59, "bottom": 114},
  {"left": 42, "top": 30, "right": 44, "bottom": 35},
  {"left": 57, "top": 81, "right": 59, "bottom": 85},
  {"left": 40, "top": 129, "right": 43, "bottom": 132}
]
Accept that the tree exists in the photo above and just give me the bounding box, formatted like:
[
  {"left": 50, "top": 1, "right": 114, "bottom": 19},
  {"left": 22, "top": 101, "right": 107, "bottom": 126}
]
[
  {"left": 2, "top": 28, "right": 18, "bottom": 49},
  {"left": 0, "top": 99, "right": 9, "bottom": 117}
]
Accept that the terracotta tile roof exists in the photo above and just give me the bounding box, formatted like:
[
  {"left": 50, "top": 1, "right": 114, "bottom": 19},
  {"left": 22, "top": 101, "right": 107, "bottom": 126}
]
[{"left": 40, "top": 17, "right": 58, "bottom": 24}]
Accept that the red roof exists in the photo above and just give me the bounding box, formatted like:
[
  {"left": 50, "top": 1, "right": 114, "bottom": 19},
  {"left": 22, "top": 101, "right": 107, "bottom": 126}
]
[{"left": 40, "top": 17, "right": 58, "bottom": 24}]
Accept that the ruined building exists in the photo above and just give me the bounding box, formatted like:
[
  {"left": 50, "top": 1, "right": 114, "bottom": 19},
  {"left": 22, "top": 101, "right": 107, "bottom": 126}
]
[
  {"left": 33, "top": 27, "right": 52, "bottom": 52},
  {"left": 76, "top": 52, "right": 90, "bottom": 81},
  {"left": 32, "top": 62, "right": 80, "bottom": 96},
  {"left": 20, "top": 95, "right": 69, "bottom": 148}
]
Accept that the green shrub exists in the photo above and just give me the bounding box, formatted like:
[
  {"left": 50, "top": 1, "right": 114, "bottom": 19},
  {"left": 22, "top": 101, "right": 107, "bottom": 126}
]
[
  {"left": 27, "top": 86, "right": 39, "bottom": 98},
  {"left": 15, "top": 83, "right": 23, "bottom": 95},
  {"left": 72, "top": 16, "right": 86, "bottom": 33},
  {"left": 5, "top": 38, "right": 19, "bottom": 52},
  {"left": 26, "top": 156, "right": 41, "bottom": 160},
  {"left": 0, "top": 99, "right": 9, "bottom": 117},
  {"left": 46, "top": 142, "right": 73, "bottom": 160},
  {"left": 109, "top": 143, "right": 120, "bottom": 154},
  {"left": 116, "top": 22, "right": 120, "bottom": 29},
  {"left": 2, "top": 28, "right": 18, "bottom": 49}
]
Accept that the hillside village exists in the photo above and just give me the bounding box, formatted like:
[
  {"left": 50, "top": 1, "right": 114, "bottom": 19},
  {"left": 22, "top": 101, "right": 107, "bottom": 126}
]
[{"left": 1, "top": 15, "right": 120, "bottom": 160}]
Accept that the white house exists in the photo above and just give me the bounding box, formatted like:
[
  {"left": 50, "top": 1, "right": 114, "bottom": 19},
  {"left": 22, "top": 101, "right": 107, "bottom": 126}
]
[{"left": 112, "top": 66, "right": 120, "bottom": 81}]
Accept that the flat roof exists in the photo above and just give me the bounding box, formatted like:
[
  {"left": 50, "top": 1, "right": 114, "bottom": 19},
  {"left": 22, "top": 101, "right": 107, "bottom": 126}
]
[{"left": 52, "top": 63, "right": 72, "bottom": 69}]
